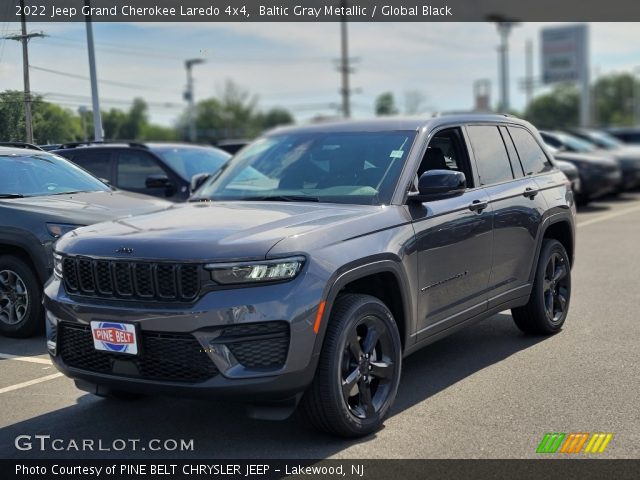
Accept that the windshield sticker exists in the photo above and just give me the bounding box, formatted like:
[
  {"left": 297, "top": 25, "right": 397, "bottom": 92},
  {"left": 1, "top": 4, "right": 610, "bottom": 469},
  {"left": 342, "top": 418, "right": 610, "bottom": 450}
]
[{"left": 390, "top": 150, "right": 404, "bottom": 158}]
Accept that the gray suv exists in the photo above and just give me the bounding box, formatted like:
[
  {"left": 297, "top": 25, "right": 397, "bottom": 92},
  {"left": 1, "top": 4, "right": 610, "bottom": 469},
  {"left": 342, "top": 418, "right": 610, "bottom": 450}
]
[{"left": 44, "top": 114, "right": 575, "bottom": 437}]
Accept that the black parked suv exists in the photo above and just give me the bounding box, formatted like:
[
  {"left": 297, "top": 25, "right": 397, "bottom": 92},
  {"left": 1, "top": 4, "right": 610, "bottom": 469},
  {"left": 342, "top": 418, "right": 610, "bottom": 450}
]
[
  {"left": 54, "top": 142, "right": 231, "bottom": 201},
  {"left": 45, "top": 115, "right": 575, "bottom": 437},
  {"left": 0, "top": 147, "right": 171, "bottom": 337}
]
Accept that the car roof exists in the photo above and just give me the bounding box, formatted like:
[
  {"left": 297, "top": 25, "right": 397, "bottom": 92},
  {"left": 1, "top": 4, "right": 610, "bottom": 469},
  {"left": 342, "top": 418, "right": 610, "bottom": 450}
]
[
  {"left": 0, "top": 146, "right": 53, "bottom": 157},
  {"left": 268, "top": 113, "right": 533, "bottom": 135},
  {"left": 53, "top": 141, "right": 225, "bottom": 152}
]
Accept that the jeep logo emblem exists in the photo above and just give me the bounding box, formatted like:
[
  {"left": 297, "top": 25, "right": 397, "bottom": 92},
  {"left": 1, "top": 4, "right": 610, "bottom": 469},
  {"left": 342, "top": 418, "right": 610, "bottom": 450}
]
[{"left": 115, "top": 247, "right": 134, "bottom": 254}]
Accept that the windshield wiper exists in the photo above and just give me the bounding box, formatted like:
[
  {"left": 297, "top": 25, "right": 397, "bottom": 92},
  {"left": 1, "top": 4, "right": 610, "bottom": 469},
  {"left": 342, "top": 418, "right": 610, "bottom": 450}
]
[
  {"left": 0, "top": 193, "right": 25, "bottom": 198},
  {"left": 241, "top": 195, "right": 320, "bottom": 202},
  {"left": 49, "top": 190, "right": 92, "bottom": 196}
]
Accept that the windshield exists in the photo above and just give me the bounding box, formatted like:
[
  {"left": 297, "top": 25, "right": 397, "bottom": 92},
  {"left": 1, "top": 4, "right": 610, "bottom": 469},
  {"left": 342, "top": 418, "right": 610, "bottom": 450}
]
[
  {"left": 584, "top": 131, "right": 624, "bottom": 150},
  {"left": 192, "top": 131, "right": 416, "bottom": 205},
  {"left": 553, "top": 132, "right": 597, "bottom": 153},
  {"left": 151, "top": 146, "right": 231, "bottom": 180},
  {"left": 0, "top": 152, "right": 110, "bottom": 197}
]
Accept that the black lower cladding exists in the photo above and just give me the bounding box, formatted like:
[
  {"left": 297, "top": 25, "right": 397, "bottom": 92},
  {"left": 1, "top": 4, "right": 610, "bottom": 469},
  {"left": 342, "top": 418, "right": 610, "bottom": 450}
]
[{"left": 58, "top": 323, "right": 219, "bottom": 383}]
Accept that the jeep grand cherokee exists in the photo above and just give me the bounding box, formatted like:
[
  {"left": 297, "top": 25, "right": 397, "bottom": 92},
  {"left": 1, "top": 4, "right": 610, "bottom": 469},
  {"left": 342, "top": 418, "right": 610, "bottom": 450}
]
[{"left": 44, "top": 114, "right": 575, "bottom": 437}]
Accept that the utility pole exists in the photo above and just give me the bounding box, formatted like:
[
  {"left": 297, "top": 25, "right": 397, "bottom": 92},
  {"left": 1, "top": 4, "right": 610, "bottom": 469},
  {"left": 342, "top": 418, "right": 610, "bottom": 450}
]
[
  {"left": 84, "top": 0, "right": 103, "bottom": 141},
  {"left": 3, "top": 0, "right": 45, "bottom": 143},
  {"left": 184, "top": 58, "right": 205, "bottom": 142}
]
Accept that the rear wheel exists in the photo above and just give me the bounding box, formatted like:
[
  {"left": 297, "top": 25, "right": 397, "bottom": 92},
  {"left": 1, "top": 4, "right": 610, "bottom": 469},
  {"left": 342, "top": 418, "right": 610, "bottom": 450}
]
[
  {"left": 299, "top": 294, "right": 402, "bottom": 437},
  {"left": 512, "top": 239, "right": 571, "bottom": 335},
  {"left": 0, "top": 255, "right": 42, "bottom": 338}
]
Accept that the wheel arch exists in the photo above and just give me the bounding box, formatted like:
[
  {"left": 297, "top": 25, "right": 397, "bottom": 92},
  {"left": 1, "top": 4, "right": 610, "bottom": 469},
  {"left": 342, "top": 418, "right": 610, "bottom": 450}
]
[
  {"left": 528, "top": 213, "right": 575, "bottom": 284},
  {"left": 315, "top": 259, "right": 413, "bottom": 355},
  {"left": 0, "top": 231, "right": 49, "bottom": 284}
]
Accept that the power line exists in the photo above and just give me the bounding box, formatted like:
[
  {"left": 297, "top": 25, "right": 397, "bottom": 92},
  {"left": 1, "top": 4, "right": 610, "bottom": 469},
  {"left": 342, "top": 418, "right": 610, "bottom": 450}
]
[{"left": 29, "top": 64, "right": 175, "bottom": 93}]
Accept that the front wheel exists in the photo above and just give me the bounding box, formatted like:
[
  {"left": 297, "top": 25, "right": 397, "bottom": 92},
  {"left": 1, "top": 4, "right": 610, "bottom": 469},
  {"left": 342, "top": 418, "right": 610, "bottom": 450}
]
[
  {"left": 512, "top": 239, "right": 571, "bottom": 335},
  {"left": 0, "top": 255, "right": 42, "bottom": 338},
  {"left": 299, "top": 294, "right": 402, "bottom": 437}
]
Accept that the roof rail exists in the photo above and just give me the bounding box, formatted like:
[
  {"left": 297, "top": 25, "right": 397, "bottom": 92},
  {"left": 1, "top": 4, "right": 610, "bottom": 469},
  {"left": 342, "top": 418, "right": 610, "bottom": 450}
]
[
  {"left": 0, "top": 142, "right": 44, "bottom": 151},
  {"left": 57, "top": 140, "right": 149, "bottom": 150}
]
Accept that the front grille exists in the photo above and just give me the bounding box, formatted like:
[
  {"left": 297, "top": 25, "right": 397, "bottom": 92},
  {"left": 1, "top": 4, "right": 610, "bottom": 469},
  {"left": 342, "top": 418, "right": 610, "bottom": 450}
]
[
  {"left": 62, "top": 256, "right": 201, "bottom": 302},
  {"left": 58, "top": 323, "right": 218, "bottom": 383},
  {"left": 218, "top": 322, "right": 290, "bottom": 369}
]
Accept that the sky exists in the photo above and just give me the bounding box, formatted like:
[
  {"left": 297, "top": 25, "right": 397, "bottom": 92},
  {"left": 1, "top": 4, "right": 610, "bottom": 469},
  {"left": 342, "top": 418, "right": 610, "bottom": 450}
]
[{"left": 1, "top": 21, "right": 639, "bottom": 127}]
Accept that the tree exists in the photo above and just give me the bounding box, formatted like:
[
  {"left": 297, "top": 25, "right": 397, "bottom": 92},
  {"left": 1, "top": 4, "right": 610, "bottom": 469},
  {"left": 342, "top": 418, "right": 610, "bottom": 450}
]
[
  {"left": 0, "top": 90, "right": 81, "bottom": 143},
  {"left": 120, "top": 97, "right": 149, "bottom": 139},
  {"left": 375, "top": 92, "right": 398, "bottom": 116},
  {"left": 256, "top": 108, "right": 294, "bottom": 130},
  {"left": 524, "top": 84, "right": 580, "bottom": 130},
  {"left": 593, "top": 73, "right": 637, "bottom": 127},
  {"left": 404, "top": 90, "right": 430, "bottom": 115},
  {"left": 524, "top": 73, "right": 640, "bottom": 129},
  {"left": 185, "top": 80, "right": 294, "bottom": 141}
]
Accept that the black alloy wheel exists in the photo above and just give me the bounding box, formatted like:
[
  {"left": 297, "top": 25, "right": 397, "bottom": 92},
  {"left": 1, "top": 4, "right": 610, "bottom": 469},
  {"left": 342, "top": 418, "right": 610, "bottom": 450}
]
[{"left": 300, "top": 293, "right": 402, "bottom": 437}]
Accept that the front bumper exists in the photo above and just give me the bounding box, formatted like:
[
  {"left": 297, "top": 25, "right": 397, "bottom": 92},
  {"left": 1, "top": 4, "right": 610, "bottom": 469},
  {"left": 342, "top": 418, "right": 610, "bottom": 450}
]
[
  {"left": 43, "top": 272, "right": 325, "bottom": 400},
  {"left": 580, "top": 168, "right": 622, "bottom": 199},
  {"left": 620, "top": 167, "right": 640, "bottom": 190}
]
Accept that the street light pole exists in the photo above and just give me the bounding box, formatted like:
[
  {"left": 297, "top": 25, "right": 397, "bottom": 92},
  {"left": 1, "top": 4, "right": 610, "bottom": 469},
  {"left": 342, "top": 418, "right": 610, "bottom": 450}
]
[
  {"left": 339, "top": 1, "right": 351, "bottom": 118},
  {"left": 634, "top": 66, "right": 640, "bottom": 126},
  {"left": 495, "top": 22, "right": 515, "bottom": 112},
  {"left": 184, "top": 58, "right": 205, "bottom": 142},
  {"left": 84, "top": 0, "right": 103, "bottom": 141}
]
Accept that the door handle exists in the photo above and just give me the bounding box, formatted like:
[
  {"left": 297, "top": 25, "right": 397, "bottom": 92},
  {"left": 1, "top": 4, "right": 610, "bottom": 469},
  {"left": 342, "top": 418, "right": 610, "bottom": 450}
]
[
  {"left": 523, "top": 187, "right": 539, "bottom": 198},
  {"left": 468, "top": 200, "right": 488, "bottom": 212}
]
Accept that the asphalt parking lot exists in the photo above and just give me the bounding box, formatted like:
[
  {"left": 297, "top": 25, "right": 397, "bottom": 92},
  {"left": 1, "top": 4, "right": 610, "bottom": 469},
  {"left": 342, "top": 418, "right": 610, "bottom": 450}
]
[{"left": 1, "top": 193, "right": 639, "bottom": 460}]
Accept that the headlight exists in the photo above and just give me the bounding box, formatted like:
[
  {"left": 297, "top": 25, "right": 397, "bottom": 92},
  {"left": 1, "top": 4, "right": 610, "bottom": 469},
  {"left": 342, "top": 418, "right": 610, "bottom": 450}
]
[
  {"left": 47, "top": 223, "right": 84, "bottom": 238},
  {"left": 53, "top": 253, "right": 63, "bottom": 278},
  {"left": 206, "top": 257, "right": 305, "bottom": 285}
]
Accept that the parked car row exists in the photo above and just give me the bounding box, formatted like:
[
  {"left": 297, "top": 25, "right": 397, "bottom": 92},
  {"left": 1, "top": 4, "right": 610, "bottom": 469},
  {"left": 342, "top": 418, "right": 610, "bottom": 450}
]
[
  {"left": 52, "top": 142, "right": 231, "bottom": 202},
  {"left": 540, "top": 128, "right": 640, "bottom": 205}
]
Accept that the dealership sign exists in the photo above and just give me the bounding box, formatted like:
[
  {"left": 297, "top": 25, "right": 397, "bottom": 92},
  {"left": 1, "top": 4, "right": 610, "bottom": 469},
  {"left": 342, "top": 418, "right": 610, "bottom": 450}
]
[{"left": 541, "top": 24, "right": 588, "bottom": 84}]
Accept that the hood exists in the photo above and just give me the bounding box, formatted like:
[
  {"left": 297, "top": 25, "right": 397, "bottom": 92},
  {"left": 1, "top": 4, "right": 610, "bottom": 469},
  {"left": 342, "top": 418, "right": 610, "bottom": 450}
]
[
  {"left": 2, "top": 190, "right": 172, "bottom": 226},
  {"left": 56, "top": 201, "right": 393, "bottom": 261},
  {"left": 603, "top": 147, "right": 640, "bottom": 168}
]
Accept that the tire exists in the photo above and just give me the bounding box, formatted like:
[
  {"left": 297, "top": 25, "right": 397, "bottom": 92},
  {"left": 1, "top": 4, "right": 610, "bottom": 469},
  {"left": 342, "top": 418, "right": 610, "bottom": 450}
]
[
  {"left": 575, "top": 193, "right": 590, "bottom": 207},
  {"left": 0, "top": 255, "right": 43, "bottom": 338},
  {"left": 512, "top": 239, "right": 571, "bottom": 335},
  {"left": 299, "top": 294, "right": 402, "bottom": 437}
]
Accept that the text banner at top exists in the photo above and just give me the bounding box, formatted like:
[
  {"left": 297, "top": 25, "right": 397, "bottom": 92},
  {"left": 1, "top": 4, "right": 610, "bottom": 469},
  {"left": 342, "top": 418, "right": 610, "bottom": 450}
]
[{"left": 4, "top": 0, "right": 640, "bottom": 22}]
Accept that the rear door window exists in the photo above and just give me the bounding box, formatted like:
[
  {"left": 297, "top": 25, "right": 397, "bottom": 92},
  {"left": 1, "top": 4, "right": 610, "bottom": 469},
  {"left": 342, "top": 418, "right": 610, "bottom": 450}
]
[
  {"left": 68, "top": 150, "right": 113, "bottom": 182},
  {"left": 466, "top": 125, "right": 514, "bottom": 186},
  {"left": 508, "top": 127, "right": 551, "bottom": 176}
]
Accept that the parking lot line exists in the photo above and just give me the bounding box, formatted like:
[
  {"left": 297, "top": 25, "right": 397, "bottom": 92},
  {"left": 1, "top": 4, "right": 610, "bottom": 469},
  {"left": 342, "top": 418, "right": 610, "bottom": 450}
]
[
  {"left": 0, "top": 373, "right": 63, "bottom": 395},
  {"left": 577, "top": 203, "right": 640, "bottom": 228},
  {"left": 0, "top": 353, "right": 52, "bottom": 365}
]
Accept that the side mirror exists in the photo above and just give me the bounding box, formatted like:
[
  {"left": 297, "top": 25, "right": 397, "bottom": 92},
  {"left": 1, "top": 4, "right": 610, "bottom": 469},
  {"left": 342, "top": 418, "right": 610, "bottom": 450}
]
[
  {"left": 190, "top": 173, "right": 211, "bottom": 193},
  {"left": 145, "top": 174, "right": 171, "bottom": 189},
  {"left": 408, "top": 170, "right": 466, "bottom": 202}
]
